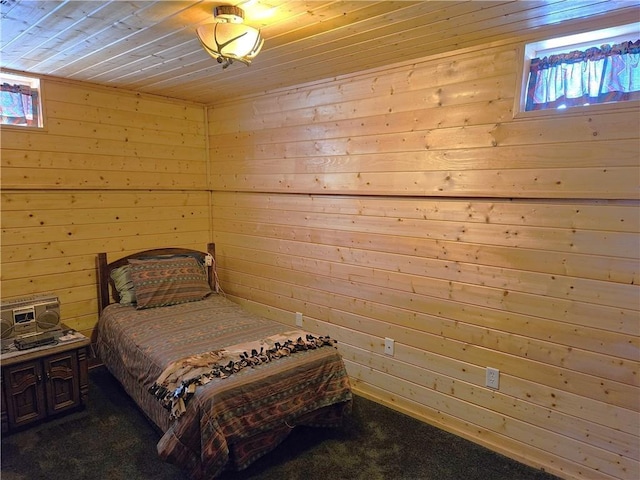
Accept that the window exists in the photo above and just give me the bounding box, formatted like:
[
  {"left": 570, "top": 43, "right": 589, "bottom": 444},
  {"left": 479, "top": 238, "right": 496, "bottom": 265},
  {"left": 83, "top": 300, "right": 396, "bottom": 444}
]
[
  {"left": 0, "top": 72, "right": 43, "bottom": 128},
  {"left": 516, "top": 23, "right": 640, "bottom": 115}
]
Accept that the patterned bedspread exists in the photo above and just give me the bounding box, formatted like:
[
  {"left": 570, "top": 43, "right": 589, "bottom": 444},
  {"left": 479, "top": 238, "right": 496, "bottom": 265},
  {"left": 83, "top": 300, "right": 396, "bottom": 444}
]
[{"left": 97, "top": 294, "right": 352, "bottom": 479}]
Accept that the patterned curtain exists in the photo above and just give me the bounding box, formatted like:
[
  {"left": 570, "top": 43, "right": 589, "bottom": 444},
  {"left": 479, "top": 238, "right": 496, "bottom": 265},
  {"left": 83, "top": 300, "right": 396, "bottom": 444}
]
[
  {"left": 526, "top": 40, "right": 640, "bottom": 111},
  {"left": 0, "top": 83, "right": 38, "bottom": 126}
]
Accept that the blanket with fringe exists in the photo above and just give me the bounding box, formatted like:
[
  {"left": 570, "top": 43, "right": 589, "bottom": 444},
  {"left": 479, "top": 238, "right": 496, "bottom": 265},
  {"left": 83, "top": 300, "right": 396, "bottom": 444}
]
[{"left": 149, "top": 330, "right": 337, "bottom": 419}]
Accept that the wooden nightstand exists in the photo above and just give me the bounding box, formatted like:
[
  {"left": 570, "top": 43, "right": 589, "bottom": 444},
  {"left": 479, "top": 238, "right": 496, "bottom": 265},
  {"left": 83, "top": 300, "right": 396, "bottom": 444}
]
[{"left": 0, "top": 327, "right": 90, "bottom": 433}]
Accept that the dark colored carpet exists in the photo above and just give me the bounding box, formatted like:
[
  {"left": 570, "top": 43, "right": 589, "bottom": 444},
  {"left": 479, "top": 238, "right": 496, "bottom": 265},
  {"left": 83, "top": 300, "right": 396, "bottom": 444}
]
[{"left": 1, "top": 366, "right": 560, "bottom": 480}]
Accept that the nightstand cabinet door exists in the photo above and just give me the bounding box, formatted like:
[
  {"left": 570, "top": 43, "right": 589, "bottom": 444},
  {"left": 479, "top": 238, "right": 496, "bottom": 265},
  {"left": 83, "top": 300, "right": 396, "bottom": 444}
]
[
  {"left": 1, "top": 336, "right": 90, "bottom": 433},
  {"left": 3, "top": 350, "right": 81, "bottom": 430},
  {"left": 44, "top": 350, "right": 80, "bottom": 415},
  {"left": 4, "top": 360, "right": 47, "bottom": 428}
]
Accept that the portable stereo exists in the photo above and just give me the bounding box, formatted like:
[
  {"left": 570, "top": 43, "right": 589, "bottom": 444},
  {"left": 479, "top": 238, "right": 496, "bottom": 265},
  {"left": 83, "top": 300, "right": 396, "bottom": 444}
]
[{"left": 0, "top": 294, "right": 61, "bottom": 340}]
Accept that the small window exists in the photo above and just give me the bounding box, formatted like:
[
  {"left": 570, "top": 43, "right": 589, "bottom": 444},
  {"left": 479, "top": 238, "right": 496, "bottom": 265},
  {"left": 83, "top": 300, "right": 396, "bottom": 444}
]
[
  {"left": 516, "top": 23, "right": 640, "bottom": 115},
  {"left": 0, "top": 72, "right": 43, "bottom": 128}
]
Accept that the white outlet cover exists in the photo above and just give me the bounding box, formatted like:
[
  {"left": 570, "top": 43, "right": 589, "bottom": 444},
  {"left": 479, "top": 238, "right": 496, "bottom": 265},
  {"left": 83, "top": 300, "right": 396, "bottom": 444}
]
[
  {"left": 486, "top": 367, "right": 500, "bottom": 389},
  {"left": 384, "top": 337, "right": 394, "bottom": 355}
]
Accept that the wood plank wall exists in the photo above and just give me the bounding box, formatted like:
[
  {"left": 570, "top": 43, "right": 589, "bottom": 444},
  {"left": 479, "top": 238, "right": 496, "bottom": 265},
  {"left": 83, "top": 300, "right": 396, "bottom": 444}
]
[
  {"left": 1, "top": 79, "right": 211, "bottom": 339},
  {"left": 206, "top": 43, "right": 640, "bottom": 479}
]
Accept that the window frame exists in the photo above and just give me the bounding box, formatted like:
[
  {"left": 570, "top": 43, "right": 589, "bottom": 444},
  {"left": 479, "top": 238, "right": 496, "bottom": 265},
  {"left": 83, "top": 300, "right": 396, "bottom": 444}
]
[
  {"left": 513, "top": 22, "right": 640, "bottom": 119},
  {"left": 0, "top": 71, "right": 46, "bottom": 130}
]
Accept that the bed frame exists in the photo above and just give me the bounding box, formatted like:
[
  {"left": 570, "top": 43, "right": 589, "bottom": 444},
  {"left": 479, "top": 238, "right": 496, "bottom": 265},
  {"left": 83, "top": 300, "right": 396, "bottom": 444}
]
[{"left": 96, "top": 243, "right": 217, "bottom": 313}]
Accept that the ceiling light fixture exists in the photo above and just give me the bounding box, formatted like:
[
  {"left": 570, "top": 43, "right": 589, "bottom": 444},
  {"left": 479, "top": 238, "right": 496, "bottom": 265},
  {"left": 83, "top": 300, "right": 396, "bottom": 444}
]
[{"left": 196, "top": 5, "right": 264, "bottom": 69}]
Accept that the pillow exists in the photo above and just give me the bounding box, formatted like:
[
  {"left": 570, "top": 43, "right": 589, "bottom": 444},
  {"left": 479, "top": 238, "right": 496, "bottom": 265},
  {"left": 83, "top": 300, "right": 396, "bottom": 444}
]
[
  {"left": 129, "top": 256, "right": 212, "bottom": 309},
  {"left": 110, "top": 265, "right": 136, "bottom": 305}
]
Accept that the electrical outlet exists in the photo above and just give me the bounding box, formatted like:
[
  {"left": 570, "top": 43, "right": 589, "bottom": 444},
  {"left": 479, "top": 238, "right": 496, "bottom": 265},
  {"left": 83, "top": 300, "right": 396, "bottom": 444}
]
[
  {"left": 384, "top": 337, "right": 394, "bottom": 356},
  {"left": 486, "top": 367, "right": 500, "bottom": 389},
  {"left": 295, "top": 312, "right": 303, "bottom": 327}
]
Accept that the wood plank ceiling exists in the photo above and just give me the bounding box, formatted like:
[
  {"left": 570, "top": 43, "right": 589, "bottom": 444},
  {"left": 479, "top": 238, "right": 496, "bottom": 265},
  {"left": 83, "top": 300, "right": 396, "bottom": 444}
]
[{"left": 1, "top": 1, "right": 637, "bottom": 105}]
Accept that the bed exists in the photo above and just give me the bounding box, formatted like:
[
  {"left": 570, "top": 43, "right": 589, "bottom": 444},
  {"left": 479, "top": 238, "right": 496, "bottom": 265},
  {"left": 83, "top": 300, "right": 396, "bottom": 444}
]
[{"left": 95, "top": 243, "right": 352, "bottom": 479}]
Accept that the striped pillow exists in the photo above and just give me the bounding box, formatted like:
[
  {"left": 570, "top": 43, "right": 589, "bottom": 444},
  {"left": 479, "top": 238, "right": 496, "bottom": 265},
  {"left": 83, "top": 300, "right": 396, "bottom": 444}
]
[{"left": 129, "top": 256, "right": 211, "bottom": 309}]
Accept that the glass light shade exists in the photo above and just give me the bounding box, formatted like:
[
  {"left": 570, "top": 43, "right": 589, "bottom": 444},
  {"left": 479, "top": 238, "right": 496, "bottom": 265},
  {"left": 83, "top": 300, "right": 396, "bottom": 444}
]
[{"left": 197, "top": 22, "right": 264, "bottom": 65}]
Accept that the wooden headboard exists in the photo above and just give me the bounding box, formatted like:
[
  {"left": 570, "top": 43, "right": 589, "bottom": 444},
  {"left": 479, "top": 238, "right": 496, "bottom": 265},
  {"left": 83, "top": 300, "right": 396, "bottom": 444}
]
[{"left": 96, "top": 243, "right": 216, "bottom": 313}]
